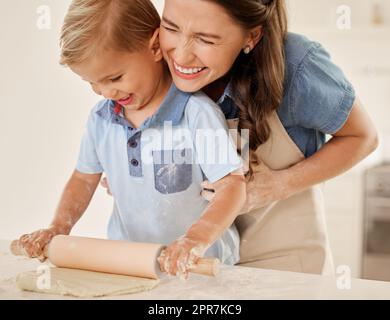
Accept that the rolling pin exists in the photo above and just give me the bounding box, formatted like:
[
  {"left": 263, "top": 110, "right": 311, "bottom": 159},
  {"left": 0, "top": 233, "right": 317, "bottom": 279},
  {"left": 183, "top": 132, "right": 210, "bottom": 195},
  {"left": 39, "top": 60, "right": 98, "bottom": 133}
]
[{"left": 10, "top": 235, "right": 219, "bottom": 279}]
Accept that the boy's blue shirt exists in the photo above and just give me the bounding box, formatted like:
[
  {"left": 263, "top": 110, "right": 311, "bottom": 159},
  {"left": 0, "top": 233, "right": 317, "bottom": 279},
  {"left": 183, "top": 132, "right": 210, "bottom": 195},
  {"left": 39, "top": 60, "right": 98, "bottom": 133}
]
[{"left": 76, "top": 83, "right": 242, "bottom": 265}]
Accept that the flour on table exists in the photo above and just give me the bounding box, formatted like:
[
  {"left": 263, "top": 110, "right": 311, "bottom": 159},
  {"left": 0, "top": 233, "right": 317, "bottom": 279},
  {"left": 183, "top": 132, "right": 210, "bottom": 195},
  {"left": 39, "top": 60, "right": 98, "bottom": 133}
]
[
  {"left": 1, "top": 277, "right": 15, "bottom": 285},
  {"left": 16, "top": 267, "right": 159, "bottom": 298}
]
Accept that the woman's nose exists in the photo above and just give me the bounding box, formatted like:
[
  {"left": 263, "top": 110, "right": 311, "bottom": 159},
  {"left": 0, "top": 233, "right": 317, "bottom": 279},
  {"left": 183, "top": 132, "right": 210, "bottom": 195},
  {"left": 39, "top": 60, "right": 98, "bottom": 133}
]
[{"left": 174, "top": 37, "right": 195, "bottom": 62}]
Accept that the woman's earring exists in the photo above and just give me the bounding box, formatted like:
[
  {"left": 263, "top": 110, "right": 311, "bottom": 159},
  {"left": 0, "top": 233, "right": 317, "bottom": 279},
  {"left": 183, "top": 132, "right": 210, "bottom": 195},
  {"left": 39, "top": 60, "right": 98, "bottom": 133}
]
[{"left": 243, "top": 46, "right": 251, "bottom": 54}]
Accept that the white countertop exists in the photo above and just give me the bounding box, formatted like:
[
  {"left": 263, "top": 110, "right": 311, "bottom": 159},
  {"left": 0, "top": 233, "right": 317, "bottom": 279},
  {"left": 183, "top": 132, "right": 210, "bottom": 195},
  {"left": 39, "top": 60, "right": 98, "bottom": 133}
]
[{"left": 1, "top": 240, "right": 390, "bottom": 300}]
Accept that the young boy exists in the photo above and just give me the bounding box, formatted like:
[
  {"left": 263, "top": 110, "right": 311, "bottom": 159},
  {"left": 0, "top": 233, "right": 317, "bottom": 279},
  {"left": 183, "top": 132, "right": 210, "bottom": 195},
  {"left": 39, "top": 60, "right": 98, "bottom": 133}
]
[{"left": 16, "top": 0, "right": 246, "bottom": 278}]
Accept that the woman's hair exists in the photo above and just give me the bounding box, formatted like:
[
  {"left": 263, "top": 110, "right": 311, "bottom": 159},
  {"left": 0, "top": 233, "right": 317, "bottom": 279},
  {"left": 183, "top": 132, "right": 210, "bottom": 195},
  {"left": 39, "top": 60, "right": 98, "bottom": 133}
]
[
  {"left": 208, "top": 0, "right": 288, "bottom": 178},
  {"left": 60, "top": 0, "right": 160, "bottom": 66}
]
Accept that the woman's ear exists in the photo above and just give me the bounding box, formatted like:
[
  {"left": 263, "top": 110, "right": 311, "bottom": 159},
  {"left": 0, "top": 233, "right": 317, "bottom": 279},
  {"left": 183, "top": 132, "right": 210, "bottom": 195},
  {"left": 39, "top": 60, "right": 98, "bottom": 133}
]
[
  {"left": 246, "top": 26, "right": 263, "bottom": 50},
  {"left": 149, "top": 28, "right": 163, "bottom": 62}
]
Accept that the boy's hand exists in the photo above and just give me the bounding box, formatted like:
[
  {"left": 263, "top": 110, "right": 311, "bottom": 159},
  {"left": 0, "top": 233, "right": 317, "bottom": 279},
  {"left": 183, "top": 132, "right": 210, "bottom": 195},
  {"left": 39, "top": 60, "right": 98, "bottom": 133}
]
[
  {"left": 157, "top": 237, "right": 207, "bottom": 280},
  {"left": 100, "top": 177, "right": 112, "bottom": 196},
  {"left": 201, "top": 162, "right": 288, "bottom": 214},
  {"left": 16, "top": 226, "right": 64, "bottom": 262}
]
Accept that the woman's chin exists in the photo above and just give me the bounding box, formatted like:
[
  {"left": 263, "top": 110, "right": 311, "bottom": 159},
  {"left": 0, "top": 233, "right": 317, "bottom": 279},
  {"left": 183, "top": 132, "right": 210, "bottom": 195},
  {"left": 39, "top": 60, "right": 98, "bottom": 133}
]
[{"left": 172, "top": 77, "right": 206, "bottom": 93}]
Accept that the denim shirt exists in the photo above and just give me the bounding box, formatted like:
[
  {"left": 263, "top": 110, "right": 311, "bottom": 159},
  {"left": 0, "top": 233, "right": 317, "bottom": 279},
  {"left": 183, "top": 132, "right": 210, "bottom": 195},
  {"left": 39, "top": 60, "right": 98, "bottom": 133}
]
[{"left": 217, "top": 32, "right": 356, "bottom": 158}]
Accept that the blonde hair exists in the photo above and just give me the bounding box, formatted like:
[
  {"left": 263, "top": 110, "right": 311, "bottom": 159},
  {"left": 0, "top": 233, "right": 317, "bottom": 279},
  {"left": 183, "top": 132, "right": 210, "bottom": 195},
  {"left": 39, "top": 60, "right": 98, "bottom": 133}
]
[{"left": 60, "top": 0, "right": 160, "bottom": 66}]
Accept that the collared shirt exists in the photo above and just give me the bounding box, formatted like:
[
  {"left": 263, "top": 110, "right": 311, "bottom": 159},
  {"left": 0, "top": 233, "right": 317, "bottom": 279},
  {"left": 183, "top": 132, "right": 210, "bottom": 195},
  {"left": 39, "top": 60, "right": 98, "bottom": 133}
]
[
  {"left": 216, "top": 32, "right": 356, "bottom": 158},
  {"left": 76, "top": 84, "right": 242, "bottom": 265}
]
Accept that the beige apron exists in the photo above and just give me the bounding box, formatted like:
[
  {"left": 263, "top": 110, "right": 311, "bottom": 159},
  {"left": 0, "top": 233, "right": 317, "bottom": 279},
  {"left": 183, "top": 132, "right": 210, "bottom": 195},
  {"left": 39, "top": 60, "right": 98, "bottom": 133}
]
[{"left": 228, "top": 112, "right": 334, "bottom": 275}]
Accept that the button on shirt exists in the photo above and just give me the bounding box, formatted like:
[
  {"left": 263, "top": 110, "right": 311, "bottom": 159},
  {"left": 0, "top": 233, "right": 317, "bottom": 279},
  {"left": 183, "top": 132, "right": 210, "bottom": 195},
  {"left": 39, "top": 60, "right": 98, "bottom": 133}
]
[
  {"left": 217, "top": 32, "right": 356, "bottom": 158},
  {"left": 76, "top": 84, "right": 243, "bottom": 265}
]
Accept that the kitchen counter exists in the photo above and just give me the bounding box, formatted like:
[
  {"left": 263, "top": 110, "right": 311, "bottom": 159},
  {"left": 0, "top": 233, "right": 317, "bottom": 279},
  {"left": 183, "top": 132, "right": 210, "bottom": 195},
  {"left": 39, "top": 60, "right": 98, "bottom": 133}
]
[{"left": 1, "top": 240, "right": 390, "bottom": 300}]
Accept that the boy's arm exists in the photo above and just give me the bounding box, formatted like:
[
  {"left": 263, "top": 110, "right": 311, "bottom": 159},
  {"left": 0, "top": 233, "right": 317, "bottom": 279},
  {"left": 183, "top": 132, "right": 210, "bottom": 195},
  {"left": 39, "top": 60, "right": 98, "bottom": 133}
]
[
  {"left": 158, "top": 96, "right": 246, "bottom": 277},
  {"left": 50, "top": 170, "right": 102, "bottom": 234},
  {"left": 185, "top": 171, "right": 246, "bottom": 246},
  {"left": 158, "top": 170, "right": 246, "bottom": 277},
  {"left": 17, "top": 170, "right": 101, "bottom": 260}
]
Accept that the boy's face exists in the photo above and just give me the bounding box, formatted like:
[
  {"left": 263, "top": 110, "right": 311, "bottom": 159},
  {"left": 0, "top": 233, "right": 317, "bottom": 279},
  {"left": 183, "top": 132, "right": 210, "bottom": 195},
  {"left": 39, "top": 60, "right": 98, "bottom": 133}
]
[{"left": 70, "top": 37, "right": 164, "bottom": 112}]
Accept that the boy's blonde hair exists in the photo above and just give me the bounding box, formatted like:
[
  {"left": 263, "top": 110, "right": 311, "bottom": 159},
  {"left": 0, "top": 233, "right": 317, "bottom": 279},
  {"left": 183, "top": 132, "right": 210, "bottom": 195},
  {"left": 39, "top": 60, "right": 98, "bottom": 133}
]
[{"left": 60, "top": 0, "right": 160, "bottom": 66}]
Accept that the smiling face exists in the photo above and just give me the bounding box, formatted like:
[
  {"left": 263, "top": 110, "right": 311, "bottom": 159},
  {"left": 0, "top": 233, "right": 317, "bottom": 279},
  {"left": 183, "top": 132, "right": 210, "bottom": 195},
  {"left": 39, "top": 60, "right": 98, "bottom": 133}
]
[
  {"left": 70, "top": 35, "right": 169, "bottom": 113},
  {"left": 160, "top": 0, "right": 252, "bottom": 93}
]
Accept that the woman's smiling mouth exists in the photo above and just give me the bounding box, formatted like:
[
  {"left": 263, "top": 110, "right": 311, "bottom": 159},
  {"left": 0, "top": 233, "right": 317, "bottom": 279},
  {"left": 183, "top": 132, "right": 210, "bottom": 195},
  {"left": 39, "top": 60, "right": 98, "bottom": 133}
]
[{"left": 172, "top": 60, "right": 207, "bottom": 79}]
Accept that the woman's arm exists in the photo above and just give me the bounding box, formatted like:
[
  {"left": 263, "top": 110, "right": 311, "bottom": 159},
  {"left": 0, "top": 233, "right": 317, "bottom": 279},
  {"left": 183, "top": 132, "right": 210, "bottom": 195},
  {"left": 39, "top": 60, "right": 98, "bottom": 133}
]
[
  {"left": 202, "top": 98, "right": 378, "bottom": 212},
  {"left": 158, "top": 171, "right": 246, "bottom": 278},
  {"left": 17, "top": 170, "right": 102, "bottom": 259},
  {"left": 281, "top": 98, "right": 378, "bottom": 200}
]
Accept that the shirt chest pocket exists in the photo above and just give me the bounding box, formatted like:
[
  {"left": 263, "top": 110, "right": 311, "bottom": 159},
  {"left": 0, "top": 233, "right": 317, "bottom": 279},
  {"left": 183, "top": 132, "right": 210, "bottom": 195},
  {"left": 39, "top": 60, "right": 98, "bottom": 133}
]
[{"left": 152, "top": 149, "right": 193, "bottom": 194}]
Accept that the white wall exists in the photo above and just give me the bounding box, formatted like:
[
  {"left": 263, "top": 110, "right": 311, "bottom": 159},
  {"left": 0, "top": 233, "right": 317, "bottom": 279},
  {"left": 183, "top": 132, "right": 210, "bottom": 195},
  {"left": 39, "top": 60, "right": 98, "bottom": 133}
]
[{"left": 287, "top": 0, "right": 390, "bottom": 277}]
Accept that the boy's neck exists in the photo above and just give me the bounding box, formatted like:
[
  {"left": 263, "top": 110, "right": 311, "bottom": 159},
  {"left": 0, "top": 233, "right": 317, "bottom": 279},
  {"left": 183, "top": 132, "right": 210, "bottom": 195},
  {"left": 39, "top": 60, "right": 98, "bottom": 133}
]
[{"left": 124, "top": 66, "right": 172, "bottom": 129}]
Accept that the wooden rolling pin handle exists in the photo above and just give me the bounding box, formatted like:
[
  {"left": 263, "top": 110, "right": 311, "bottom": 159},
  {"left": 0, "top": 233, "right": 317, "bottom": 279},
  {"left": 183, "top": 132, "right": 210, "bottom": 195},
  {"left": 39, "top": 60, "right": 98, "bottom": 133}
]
[
  {"left": 10, "top": 240, "right": 49, "bottom": 258},
  {"left": 10, "top": 240, "right": 20, "bottom": 255},
  {"left": 188, "top": 257, "right": 220, "bottom": 277},
  {"left": 10, "top": 240, "right": 26, "bottom": 256}
]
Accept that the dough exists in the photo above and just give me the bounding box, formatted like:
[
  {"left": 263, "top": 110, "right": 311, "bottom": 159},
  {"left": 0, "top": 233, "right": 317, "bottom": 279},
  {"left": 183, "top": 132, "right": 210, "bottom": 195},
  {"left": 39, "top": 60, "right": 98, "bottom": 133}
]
[{"left": 16, "top": 267, "right": 159, "bottom": 298}]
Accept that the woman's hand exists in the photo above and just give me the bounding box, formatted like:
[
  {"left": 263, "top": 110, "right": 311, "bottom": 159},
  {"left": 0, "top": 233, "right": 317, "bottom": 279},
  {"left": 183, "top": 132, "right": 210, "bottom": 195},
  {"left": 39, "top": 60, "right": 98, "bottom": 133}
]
[
  {"left": 201, "top": 162, "right": 290, "bottom": 214},
  {"left": 157, "top": 237, "right": 207, "bottom": 280},
  {"left": 100, "top": 177, "right": 112, "bottom": 196},
  {"left": 16, "top": 225, "right": 65, "bottom": 262}
]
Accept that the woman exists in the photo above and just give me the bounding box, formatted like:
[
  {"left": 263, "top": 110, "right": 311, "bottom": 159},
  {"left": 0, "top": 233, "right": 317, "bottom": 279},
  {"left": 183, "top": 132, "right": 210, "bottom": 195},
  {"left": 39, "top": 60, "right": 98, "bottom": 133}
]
[
  {"left": 99, "top": 0, "right": 377, "bottom": 274},
  {"left": 152, "top": 0, "right": 379, "bottom": 276}
]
